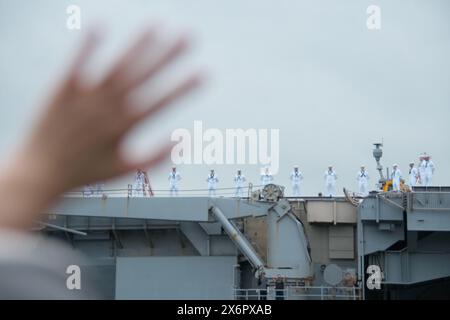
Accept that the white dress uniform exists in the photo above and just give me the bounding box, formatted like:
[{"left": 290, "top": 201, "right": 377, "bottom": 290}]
[
  {"left": 356, "top": 170, "right": 370, "bottom": 196},
  {"left": 94, "top": 183, "right": 105, "bottom": 196},
  {"left": 391, "top": 168, "right": 402, "bottom": 192},
  {"left": 261, "top": 173, "right": 274, "bottom": 186},
  {"left": 290, "top": 170, "right": 304, "bottom": 197},
  {"left": 83, "top": 184, "right": 94, "bottom": 197},
  {"left": 168, "top": 171, "right": 181, "bottom": 196},
  {"left": 324, "top": 170, "right": 337, "bottom": 197},
  {"left": 234, "top": 174, "right": 246, "bottom": 198},
  {"left": 133, "top": 171, "right": 147, "bottom": 197},
  {"left": 408, "top": 166, "right": 419, "bottom": 189},
  {"left": 206, "top": 173, "right": 219, "bottom": 196},
  {"left": 419, "top": 160, "right": 435, "bottom": 186}
]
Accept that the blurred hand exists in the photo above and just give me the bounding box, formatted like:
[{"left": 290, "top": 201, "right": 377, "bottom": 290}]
[
  {"left": 0, "top": 27, "right": 201, "bottom": 228},
  {"left": 23, "top": 28, "right": 200, "bottom": 190}
]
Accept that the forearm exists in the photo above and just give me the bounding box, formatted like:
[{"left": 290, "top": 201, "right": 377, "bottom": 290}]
[{"left": 0, "top": 152, "right": 61, "bottom": 229}]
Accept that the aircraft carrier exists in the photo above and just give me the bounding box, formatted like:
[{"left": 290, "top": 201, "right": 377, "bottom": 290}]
[{"left": 39, "top": 145, "right": 450, "bottom": 300}]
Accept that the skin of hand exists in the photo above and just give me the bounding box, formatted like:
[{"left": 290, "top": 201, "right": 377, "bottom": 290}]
[{"left": 0, "top": 27, "right": 202, "bottom": 228}]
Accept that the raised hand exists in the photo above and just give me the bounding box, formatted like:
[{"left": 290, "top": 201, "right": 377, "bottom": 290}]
[{"left": 0, "top": 27, "right": 202, "bottom": 228}]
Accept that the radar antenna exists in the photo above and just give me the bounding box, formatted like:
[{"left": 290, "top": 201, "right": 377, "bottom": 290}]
[{"left": 373, "top": 142, "right": 386, "bottom": 188}]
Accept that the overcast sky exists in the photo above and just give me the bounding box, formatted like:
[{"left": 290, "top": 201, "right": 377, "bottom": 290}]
[{"left": 0, "top": 0, "right": 449, "bottom": 196}]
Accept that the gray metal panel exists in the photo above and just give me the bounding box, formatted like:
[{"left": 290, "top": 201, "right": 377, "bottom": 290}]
[
  {"left": 49, "top": 197, "right": 274, "bottom": 222},
  {"left": 56, "top": 216, "right": 181, "bottom": 231},
  {"left": 209, "top": 236, "right": 238, "bottom": 256},
  {"left": 384, "top": 251, "right": 450, "bottom": 284},
  {"left": 408, "top": 192, "right": 450, "bottom": 231},
  {"left": 179, "top": 222, "right": 209, "bottom": 255},
  {"left": 266, "top": 212, "right": 312, "bottom": 278},
  {"left": 306, "top": 200, "right": 357, "bottom": 224},
  {"left": 359, "top": 196, "right": 404, "bottom": 222},
  {"left": 416, "top": 232, "right": 450, "bottom": 252},
  {"left": 412, "top": 186, "right": 450, "bottom": 192},
  {"left": 50, "top": 197, "right": 210, "bottom": 221},
  {"left": 199, "top": 222, "right": 223, "bottom": 235},
  {"left": 361, "top": 223, "right": 404, "bottom": 255},
  {"left": 407, "top": 211, "right": 450, "bottom": 231},
  {"left": 115, "top": 256, "right": 237, "bottom": 299},
  {"left": 411, "top": 192, "right": 450, "bottom": 209},
  {"left": 81, "top": 259, "right": 116, "bottom": 299},
  {"left": 329, "top": 226, "right": 354, "bottom": 259}
]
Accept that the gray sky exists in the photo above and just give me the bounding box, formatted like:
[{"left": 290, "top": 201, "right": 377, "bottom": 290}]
[{"left": 0, "top": 0, "right": 449, "bottom": 196}]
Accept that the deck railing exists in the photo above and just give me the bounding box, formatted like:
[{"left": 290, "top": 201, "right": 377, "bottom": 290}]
[{"left": 233, "top": 285, "right": 361, "bottom": 300}]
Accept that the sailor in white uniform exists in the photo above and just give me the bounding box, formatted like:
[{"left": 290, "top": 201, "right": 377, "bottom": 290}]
[
  {"left": 234, "top": 170, "right": 246, "bottom": 198},
  {"left": 391, "top": 164, "right": 402, "bottom": 192},
  {"left": 168, "top": 166, "right": 181, "bottom": 196},
  {"left": 260, "top": 167, "right": 274, "bottom": 186},
  {"left": 94, "top": 182, "right": 105, "bottom": 196},
  {"left": 356, "top": 165, "right": 370, "bottom": 196},
  {"left": 419, "top": 153, "right": 435, "bottom": 187},
  {"left": 324, "top": 166, "right": 337, "bottom": 197},
  {"left": 408, "top": 162, "right": 419, "bottom": 189},
  {"left": 206, "top": 169, "right": 219, "bottom": 196},
  {"left": 83, "top": 184, "right": 94, "bottom": 197},
  {"left": 133, "top": 169, "right": 147, "bottom": 197},
  {"left": 290, "top": 165, "right": 303, "bottom": 197},
  {"left": 418, "top": 154, "right": 426, "bottom": 186}
]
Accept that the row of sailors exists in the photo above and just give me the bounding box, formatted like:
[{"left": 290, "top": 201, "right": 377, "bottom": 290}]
[{"left": 84, "top": 154, "right": 436, "bottom": 197}]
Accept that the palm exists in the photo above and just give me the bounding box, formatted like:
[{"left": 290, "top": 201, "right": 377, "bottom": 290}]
[{"left": 24, "top": 28, "right": 201, "bottom": 191}]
